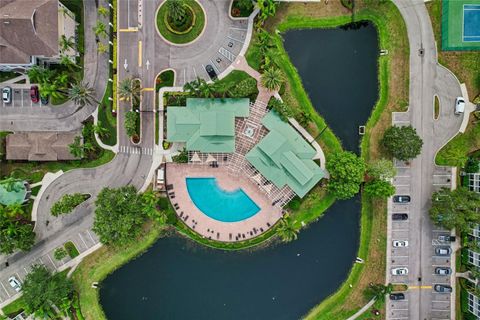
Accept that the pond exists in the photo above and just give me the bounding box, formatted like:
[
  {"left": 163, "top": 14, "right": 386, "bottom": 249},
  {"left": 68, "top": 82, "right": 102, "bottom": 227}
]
[
  {"left": 100, "top": 22, "right": 379, "bottom": 320},
  {"left": 283, "top": 22, "right": 379, "bottom": 153},
  {"left": 100, "top": 197, "right": 360, "bottom": 320}
]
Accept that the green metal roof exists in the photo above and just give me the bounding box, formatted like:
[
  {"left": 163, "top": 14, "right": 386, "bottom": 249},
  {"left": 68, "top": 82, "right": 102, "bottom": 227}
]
[
  {"left": 167, "top": 98, "right": 249, "bottom": 153},
  {"left": 0, "top": 181, "right": 28, "bottom": 206},
  {"left": 246, "top": 111, "right": 324, "bottom": 198}
]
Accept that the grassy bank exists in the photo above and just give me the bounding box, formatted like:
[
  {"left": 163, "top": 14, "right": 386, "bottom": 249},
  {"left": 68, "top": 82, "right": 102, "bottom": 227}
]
[
  {"left": 98, "top": 80, "right": 117, "bottom": 146},
  {"left": 255, "top": 1, "right": 408, "bottom": 318},
  {"left": 73, "top": 222, "right": 165, "bottom": 320}
]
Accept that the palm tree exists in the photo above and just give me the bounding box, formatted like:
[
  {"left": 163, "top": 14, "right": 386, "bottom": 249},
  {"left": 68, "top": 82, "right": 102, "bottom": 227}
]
[
  {"left": 118, "top": 78, "right": 140, "bottom": 103},
  {"left": 98, "top": 6, "right": 109, "bottom": 18},
  {"left": 183, "top": 78, "right": 202, "bottom": 96},
  {"left": 67, "top": 81, "right": 97, "bottom": 108},
  {"left": 166, "top": 0, "right": 187, "bottom": 22},
  {"left": 276, "top": 214, "right": 299, "bottom": 242},
  {"left": 93, "top": 21, "right": 108, "bottom": 38},
  {"left": 261, "top": 67, "right": 284, "bottom": 91},
  {"left": 59, "top": 35, "right": 75, "bottom": 53},
  {"left": 59, "top": 55, "right": 78, "bottom": 70},
  {"left": 68, "top": 136, "right": 84, "bottom": 158},
  {"left": 93, "top": 122, "right": 109, "bottom": 138}
]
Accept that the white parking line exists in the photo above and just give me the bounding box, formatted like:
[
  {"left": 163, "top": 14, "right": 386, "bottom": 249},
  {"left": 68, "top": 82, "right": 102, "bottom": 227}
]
[
  {"left": 394, "top": 184, "right": 410, "bottom": 187},
  {"left": 229, "top": 26, "right": 247, "bottom": 31},
  {"left": 392, "top": 255, "right": 409, "bottom": 258},
  {"left": 432, "top": 300, "right": 450, "bottom": 303},
  {"left": 46, "top": 254, "right": 55, "bottom": 269},
  {"left": 0, "top": 282, "right": 10, "bottom": 298},
  {"left": 227, "top": 35, "right": 244, "bottom": 43},
  {"left": 86, "top": 230, "right": 96, "bottom": 243},
  {"left": 78, "top": 233, "right": 88, "bottom": 248}
]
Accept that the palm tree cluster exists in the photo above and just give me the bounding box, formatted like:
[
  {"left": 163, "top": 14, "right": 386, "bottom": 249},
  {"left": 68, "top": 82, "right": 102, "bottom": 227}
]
[
  {"left": 183, "top": 77, "right": 234, "bottom": 98},
  {"left": 276, "top": 214, "right": 300, "bottom": 242},
  {"left": 27, "top": 66, "right": 68, "bottom": 100},
  {"left": 59, "top": 35, "right": 75, "bottom": 54},
  {"left": 0, "top": 204, "right": 35, "bottom": 254}
]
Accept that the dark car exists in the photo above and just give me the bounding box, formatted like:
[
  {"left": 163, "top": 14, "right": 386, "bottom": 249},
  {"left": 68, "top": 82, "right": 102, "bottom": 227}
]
[
  {"left": 392, "top": 213, "right": 408, "bottom": 221},
  {"left": 30, "top": 85, "right": 39, "bottom": 103},
  {"left": 393, "top": 195, "right": 411, "bottom": 204},
  {"left": 205, "top": 64, "right": 217, "bottom": 80},
  {"left": 438, "top": 234, "right": 456, "bottom": 242},
  {"left": 435, "top": 267, "right": 452, "bottom": 275},
  {"left": 434, "top": 284, "right": 452, "bottom": 293},
  {"left": 40, "top": 94, "right": 49, "bottom": 105},
  {"left": 389, "top": 293, "right": 405, "bottom": 300}
]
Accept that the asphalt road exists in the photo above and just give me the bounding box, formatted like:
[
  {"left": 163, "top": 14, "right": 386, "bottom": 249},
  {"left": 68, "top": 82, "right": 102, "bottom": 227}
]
[{"left": 388, "top": 1, "right": 464, "bottom": 319}]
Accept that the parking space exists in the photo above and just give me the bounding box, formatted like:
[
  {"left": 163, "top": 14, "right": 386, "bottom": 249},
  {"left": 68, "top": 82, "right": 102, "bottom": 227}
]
[
  {"left": 179, "top": 23, "right": 249, "bottom": 85},
  {"left": 0, "top": 85, "right": 41, "bottom": 108},
  {"left": 0, "top": 229, "right": 100, "bottom": 303}
]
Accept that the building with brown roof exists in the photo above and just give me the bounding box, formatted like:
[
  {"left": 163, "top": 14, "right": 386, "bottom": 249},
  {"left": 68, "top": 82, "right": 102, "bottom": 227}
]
[
  {"left": 0, "top": 0, "right": 77, "bottom": 71},
  {"left": 6, "top": 131, "right": 81, "bottom": 161}
]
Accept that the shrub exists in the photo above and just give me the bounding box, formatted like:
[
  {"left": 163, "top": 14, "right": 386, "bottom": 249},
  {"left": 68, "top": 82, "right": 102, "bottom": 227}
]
[
  {"left": 51, "top": 193, "right": 89, "bottom": 216},
  {"left": 172, "top": 148, "right": 188, "bottom": 163},
  {"left": 124, "top": 111, "right": 139, "bottom": 137},
  {"left": 364, "top": 179, "right": 395, "bottom": 198},
  {"left": 228, "top": 78, "right": 258, "bottom": 98},
  {"left": 53, "top": 247, "right": 68, "bottom": 260},
  {"left": 465, "top": 157, "right": 480, "bottom": 173},
  {"left": 268, "top": 98, "right": 293, "bottom": 122}
]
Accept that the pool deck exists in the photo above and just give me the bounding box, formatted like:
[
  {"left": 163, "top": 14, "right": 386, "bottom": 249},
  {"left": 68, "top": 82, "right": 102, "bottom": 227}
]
[{"left": 166, "top": 163, "right": 283, "bottom": 242}]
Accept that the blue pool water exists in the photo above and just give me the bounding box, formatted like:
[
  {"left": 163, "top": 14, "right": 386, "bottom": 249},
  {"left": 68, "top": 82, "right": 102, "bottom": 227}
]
[
  {"left": 186, "top": 177, "right": 260, "bottom": 222},
  {"left": 464, "top": 5, "right": 480, "bottom": 42}
]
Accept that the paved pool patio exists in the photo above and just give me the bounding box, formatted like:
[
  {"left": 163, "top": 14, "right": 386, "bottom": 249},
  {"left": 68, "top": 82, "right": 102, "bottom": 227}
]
[{"left": 166, "top": 163, "right": 283, "bottom": 242}]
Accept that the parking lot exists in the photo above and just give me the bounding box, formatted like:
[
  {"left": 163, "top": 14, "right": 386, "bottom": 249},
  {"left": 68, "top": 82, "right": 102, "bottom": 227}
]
[
  {"left": 176, "top": 21, "right": 249, "bottom": 85},
  {"left": 388, "top": 158, "right": 454, "bottom": 320},
  {"left": 0, "top": 229, "right": 99, "bottom": 304},
  {"left": 1, "top": 85, "right": 42, "bottom": 108}
]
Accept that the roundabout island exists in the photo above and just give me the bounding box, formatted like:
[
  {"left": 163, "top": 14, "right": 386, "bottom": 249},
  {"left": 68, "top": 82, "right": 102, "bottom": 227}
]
[{"left": 156, "top": 0, "right": 206, "bottom": 45}]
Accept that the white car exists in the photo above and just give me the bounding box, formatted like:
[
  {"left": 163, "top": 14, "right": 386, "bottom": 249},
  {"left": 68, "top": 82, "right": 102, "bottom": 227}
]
[
  {"left": 391, "top": 267, "right": 408, "bottom": 276},
  {"left": 393, "top": 240, "right": 409, "bottom": 247},
  {"left": 2, "top": 87, "right": 12, "bottom": 104},
  {"left": 455, "top": 97, "right": 465, "bottom": 115},
  {"left": 8, "top": 276, "right": 21, "bottom": 292}
]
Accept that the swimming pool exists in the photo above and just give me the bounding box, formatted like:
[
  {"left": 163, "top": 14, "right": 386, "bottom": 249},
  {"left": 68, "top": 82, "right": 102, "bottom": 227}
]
[{"left": 186, "top": 177, "right": 260, "bottom": 222}]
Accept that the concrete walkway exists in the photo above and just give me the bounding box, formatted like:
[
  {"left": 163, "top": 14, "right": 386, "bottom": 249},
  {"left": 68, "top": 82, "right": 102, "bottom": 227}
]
[{"left": 346, "top": 298, "right": 377, "bottom": 320}]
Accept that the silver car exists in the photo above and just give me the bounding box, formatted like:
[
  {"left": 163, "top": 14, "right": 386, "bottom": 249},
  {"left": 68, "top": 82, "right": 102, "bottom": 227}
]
[
  {"left": 455, "top": 97, "right": 465, "bottom": 115},
  {"left": 8, "top": 276, "right": 21, "bottom": 292},
  {"left": 2, "top": 87, "right": 12, "bottom": 104},
  {"left": 435, "top": 247, "right": 452, "bottom": 256}
]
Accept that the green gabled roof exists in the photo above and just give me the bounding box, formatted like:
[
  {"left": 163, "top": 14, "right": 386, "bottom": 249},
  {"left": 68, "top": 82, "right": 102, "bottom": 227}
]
[
  {"left": 245, "top": 111, "right": 324, "bottom": 198},
  {"left": 166, "top": 98, "right": 249, "bottom": 153}
]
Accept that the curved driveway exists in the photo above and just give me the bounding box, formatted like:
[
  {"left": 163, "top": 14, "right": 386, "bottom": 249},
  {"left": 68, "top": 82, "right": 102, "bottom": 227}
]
[{"left": 388, "top": 1, "right": 465, "bottom": 319}]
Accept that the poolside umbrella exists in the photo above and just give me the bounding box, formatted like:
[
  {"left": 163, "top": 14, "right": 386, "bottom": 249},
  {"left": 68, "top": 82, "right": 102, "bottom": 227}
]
[
  {"left": 190, "top": 152, "right": 202, "bottom": 163},
  {"left": 206, "top": 154, "right": 217, "bottom": 163},
  {"left": 252, "top": 173, "right": 262, "bottom": 184}
]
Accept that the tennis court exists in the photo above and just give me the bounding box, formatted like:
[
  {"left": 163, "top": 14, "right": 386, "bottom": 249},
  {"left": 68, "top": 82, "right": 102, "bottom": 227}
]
[{"left": 442, "top": 0, "right": 480, "bottom": 50}]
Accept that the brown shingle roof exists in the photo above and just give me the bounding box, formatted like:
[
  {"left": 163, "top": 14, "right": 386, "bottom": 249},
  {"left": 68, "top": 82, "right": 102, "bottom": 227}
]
[
  {"left": 6, "top": 131, "right": 80, "bottom": 161},
  {"left": 0, "top": 0, "right": 59, "bottom": 64}
]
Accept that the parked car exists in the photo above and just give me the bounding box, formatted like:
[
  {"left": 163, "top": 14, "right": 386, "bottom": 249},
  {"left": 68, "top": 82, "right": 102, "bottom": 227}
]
[
  {"left": 8, "top": 276, "right": 21, "bottom": 292},
  {"left": 40, "top": 94, "right": 49, "bottom": 105},
  {"left": 391, "top": 267, "right": 408, "bottom": 276},
  {"left": 392, "top": 213, "right": 408, "bottom": 221},
  {"left": 2, "top": 86, "right": 12, "bottom": 104},
  {"left": 393, "top": 240, "right": 409, "bottom": 247},
  {"left": 393, "top": 195, "right": 411, "bottom": 203},
  {"left": 205, "top": 64, "right": 217, "bottom": 80},
  {"left": 30, "top": 85, "right": 39, "bottom": 103},
  {"left": 435, "top": 247, "right": 452, "bottom": 256},
  {"left": 389, "top": 293, "right": 405, "bottom": 300},
  {"left": 438, "top": 234, "right": 456, "bottom": 242},
  {"left": 455, "top": 97, "right": 465, "bottom": 115},
  {"left": 435, "top": 267, "right": 452, "bottom": 275},
  {"left": 434, "top": 284, "right": 452, "bottom": 293}
]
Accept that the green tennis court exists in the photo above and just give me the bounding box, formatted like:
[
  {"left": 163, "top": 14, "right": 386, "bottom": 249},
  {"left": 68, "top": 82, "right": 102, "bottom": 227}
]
[{"left": 442, "top": 0, "right": 480, "bottom": 50}]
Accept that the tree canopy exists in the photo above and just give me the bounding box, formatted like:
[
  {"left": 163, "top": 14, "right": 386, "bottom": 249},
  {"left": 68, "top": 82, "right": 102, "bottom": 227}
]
[
  {"left": 51, "top": 193, "right": 89, "bottom": 216},
  {"left": 326, "top": 151, "right": 366, "bottom": 200},
  {"left": 22, "top": 265, "right": 73, "bottom": 317},
  {"left": 367, "top": 159, "right": 397, "bottom": 180},
  {"left": 429, "top": 187, "right": 480, "bottom": 231},
  {"left": 364, "top": 179, "right": 396, "bottom": 198},
  {"left": 382, "top": 125, "right": 423, "bottom": 161},
  {"left": 93, "top": 186, "right": 147, "bottom": 245},
  {"left": 0, "top": 205, "right": 35, "bottom": 254}
]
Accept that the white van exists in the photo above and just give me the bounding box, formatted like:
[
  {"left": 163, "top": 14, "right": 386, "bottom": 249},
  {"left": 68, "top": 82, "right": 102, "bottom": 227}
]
[{"left": 455, "top": 97, "right": 465, "bottom": 115}]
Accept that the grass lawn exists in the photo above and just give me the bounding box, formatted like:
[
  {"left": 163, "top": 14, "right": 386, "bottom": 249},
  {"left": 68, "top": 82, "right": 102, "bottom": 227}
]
[
  {"left": 72, "top": 222, "right": 165, "bottom": 320},
  {"left": 0, "top": 72, "right": 20, "bottom": 83},
  {"left": 97, "top": 80, "right": 117, "bottom": 146},
  {"left": 428, "top": 0, "right": 480, "bottom": 167},
  {"left": 155, "top": 70, "right": 175, "bottom": 144},
  {"left": 156, "top": 0, "right": 205, "bottom": 44},
  {"left": 2, "top": 296, "right": 27, "bottom": 317},
  {"left": 65, "top": 241, "right": 80, "bottom": 258}
]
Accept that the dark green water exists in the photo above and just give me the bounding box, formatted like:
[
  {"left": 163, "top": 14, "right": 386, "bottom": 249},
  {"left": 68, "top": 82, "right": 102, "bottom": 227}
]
[
  {"left": 283, "top": 22, "right": 379, "bottom": 153},
  {"left": 100, "top": 23, "right": 379, "bottom": 320}
]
